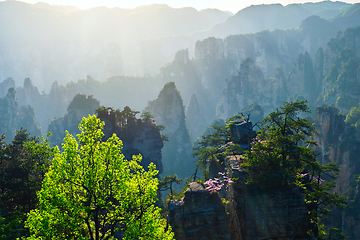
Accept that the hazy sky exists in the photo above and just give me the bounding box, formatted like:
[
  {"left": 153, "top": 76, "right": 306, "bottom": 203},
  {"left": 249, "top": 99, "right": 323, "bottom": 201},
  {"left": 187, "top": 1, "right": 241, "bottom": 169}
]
[{"left": 13, "top": 0, "right": 360, "bottom": 13}]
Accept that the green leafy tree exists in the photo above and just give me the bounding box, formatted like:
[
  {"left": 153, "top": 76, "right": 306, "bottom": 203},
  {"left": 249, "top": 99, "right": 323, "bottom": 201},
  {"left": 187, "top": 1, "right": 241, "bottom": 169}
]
[
  {"left": 0, "top": 129, "right": 54, "bottom": 239},
  {"left": 241, "top": 100, "right": 345, "bottom": 239},
  {"left": 25, "top": 115, "right": 173, "bottom": 240}
]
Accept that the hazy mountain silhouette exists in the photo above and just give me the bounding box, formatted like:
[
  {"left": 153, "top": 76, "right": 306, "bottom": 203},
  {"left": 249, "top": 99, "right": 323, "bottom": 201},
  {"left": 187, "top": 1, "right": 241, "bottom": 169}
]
[
  {"left": 330, "top": 3, "right": 360, "bottom": 28},
  {"left": 206, "top": 1, "right": 350, "bottom": 38},
  {"left": 0, "top": 1, "right": 232, "bottom": 89},
  {"left": 0, "top": 1, "right": 357, "bottom": 91}
]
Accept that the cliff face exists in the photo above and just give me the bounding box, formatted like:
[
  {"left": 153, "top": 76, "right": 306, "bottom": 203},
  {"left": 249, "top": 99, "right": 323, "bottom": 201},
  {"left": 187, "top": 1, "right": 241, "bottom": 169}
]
[
  {"left": 158, "top": 48, "right": 219, "bottom": 125},
  {"left": 286, "top": 52, "right": 318, "bottom": 102},
  {"left": 185, "top": 94, "right": 205, "bottom": 142},
  {"left": 0, "top": 77, "right": 15, "bottom": 98},
  {"left": 159, "top": 49, "right": 202, "bottom": 107},
  {"left": 99, "top": 111, "right": 164, "bottom": 175},
  {"left": 16, "top": 78, "right": 50, "bottom": 131},
  {"left": 169, "top": 156, "right": 310, "bottom": 240},
  {"left": 48, "top": 94, "right": 100, "bottom": 147},
  {"left": 0, "top": 88, "right": 41, "bottom": 141},
  {"left": 217, "top": 58, "right": 283, "bottom": 119},
  {"left": 168, "top": 182, "right": 231, "bottom": 240},
  {"left": 314, "top": 106, "right": 360, "bottom": 239},
  {"left": 320, "top": 27, "right": 360, "bottom": 112},
  {"left": 195, "top": 16, "right": 335, "bottom": 81},
  {"left": 145, "top": 82, "right": 195, "bottom": 178}
]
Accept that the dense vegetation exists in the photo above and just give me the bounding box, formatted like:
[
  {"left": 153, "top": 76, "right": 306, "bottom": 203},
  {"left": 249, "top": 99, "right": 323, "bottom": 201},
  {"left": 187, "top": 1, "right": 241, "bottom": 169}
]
[
  {"left": 194, "top": 101, "right": 346, "bottom": 239},
  {"left": 0, "top": 129, "right": 54, "bottom": 238},
  {"left": 26, "top": 115, "right": 173, "bottom": 239},
  {"left": 1, "top": 1, "right": 360, "bottom": 239},
  {"left": 1, "top": 115, "right": 173, "bottom": 239}
]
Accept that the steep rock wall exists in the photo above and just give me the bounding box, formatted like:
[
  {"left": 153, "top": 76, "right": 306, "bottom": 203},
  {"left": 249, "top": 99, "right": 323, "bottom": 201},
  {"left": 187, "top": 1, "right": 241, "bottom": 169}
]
[
  {"left": 0, "top": 87, "right": 41, "bottom": 141},
  {"left": 217, "top": 58, "right": 287, "bottom": 120},
  {"left": 48, "top": 94, "right": 100, "bottom": 147},
  {"left": 168, "top": 182, "right": 231, "bottom": 240},
  {"left": 169, "top": 157, "right": 311, "bottom": 240},
  {"left": 185, "top": 93, "right": 206, "bottom": 142},
  {"left": 145, "top": 82, "right": 195, "bottom": 178},
  {"left": 314, "top": 106, "right": 360, "bottom": 239},
  {"left": 99, "top": 113, "right": 164, "bottom": 175}
]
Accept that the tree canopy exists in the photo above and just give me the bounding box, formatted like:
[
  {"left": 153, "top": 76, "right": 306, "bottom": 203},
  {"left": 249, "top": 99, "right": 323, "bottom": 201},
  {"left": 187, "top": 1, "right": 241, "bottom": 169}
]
[
  {"left": 194, "top": 100, "right": 345, "bottom": 239},
  {"left": 25, "top": 115, "right": 173, "bottom": 240},
  {"left": 242, "top": 101, "right": 345, "bottom": 238}
]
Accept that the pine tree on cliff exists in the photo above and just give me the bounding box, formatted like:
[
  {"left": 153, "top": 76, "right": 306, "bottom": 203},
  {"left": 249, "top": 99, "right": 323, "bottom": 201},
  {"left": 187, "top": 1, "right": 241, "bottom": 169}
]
[{"left": 194, "top": 100, "right": 346, "bottom": 239}]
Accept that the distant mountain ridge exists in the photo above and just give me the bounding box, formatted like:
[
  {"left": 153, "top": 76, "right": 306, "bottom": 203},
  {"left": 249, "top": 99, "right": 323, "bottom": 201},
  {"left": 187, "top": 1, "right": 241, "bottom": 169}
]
[
  {"left": 0, "top": 0, "right": 357, "bottom": 90},
  {"left": 0, "top": 1, "right": 232, "bottom": 89},
  {"left": 201, "top": 1, "right": 350, "bottom": 38},
  {"left": 330, "top": 2, "right": 360, "bottom": 28}
]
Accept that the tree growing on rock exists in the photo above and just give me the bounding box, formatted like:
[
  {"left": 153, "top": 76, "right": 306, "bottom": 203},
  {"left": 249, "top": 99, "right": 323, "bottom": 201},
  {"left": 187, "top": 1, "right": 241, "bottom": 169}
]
[
  {"left": 194, "top": 100, "right": 345, "bottom": 239},
  {"left": 242, "top": 100, "right": 346, "bottom": 239},
  {"left": 25, "top": 115, "right": 174, "bottom": 240}
]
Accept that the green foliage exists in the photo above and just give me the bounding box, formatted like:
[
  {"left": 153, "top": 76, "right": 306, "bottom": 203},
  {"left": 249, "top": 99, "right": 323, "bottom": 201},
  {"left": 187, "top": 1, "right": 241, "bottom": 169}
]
[
  {"left": 345, "top": 104, "right": 360, "bottom": 140},
  {"left": 193, "top": 123, "right": 229, "bottom": 179},
  {"left": 159, "top": 175, "right": 183, "bottom": 200},
  {"left": 0, "top": 129, "right": 54, "bottom": 239},
  {"left": 300, "top": 163, "right": 346, "bottom": 239},
  {"left": 96, "top": 106, "right": 167, "bottom": 143},
  {"left": 241, "top": 100, "right": 346, "bottom": 238},
  {"left": 0, "top": 209, "right": 25, "bottom": 240},
  {"left": 140, "top": 111, "right": 154, "bottom": 123},
  {"left": 198, "top": 119, "right": 225, "bottom": 141},
  {"left": 193, "top": 115, "right": 244, "bottom": 179},
  {"left": 25, "top": 115, "right": 173, "bottom": 240},
  {"left": 67, "top": 94, "right": 100, "bottom": 112},
  {"left": 242, "top": 100, "right": 315, "bottom": 186}
]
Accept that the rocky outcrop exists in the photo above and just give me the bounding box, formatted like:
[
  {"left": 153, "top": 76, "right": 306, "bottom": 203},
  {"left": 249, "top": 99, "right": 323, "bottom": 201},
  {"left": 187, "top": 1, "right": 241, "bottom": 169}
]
[
  {"left": 158, "top": 49, "right": 206, "bottom": 119},
  {"left": 48, "top": 100, "right": 165, "bottom": 174},
  {"left": 169, "top": 122, "right": 311, "bottom": 240},
  {"left": 98, "top": 109, "right": 164, "bottom": 175},
  {"left": 185, "top": 94, "right": 205, "bottom": 142},
  {"left": 314, "top": 107, "right": 347, "bottom": 166},
  {"left": 0, "top": 88, "right": 41, "bottom": 141},
  {"left": 195, "top": 16, "right": 338, "bottom": 81},
  {"left": 159, "top": 48, "right": 201, "bottom": 101},
  {"left": 145, "top": 82, "right": 195, "bottom": 178},
  {"left": 314, "top": 106, "right": 360, "bottom": 239},
  {"left": 0, "top": 77, "right": 15, "bottom": 98},
  {"left": 313, "top": 47, "right": 325, "bottom": 91},
  {"left": 168, "top": 182, "right": 231, "bottom": 240},
  {"left": 318, "top": 27, "right": 360, "bottom": 112},
  {"left": 48, "top": 94, "right": 100, "bottom": 147},
  {"left": 169, "top": 158, "right": 310, "bottom": 240},
  {"left": 122, "top": 122, "right": 164, "bottom": 174},
  {"left": 321, "top": 48, "right": 360, "bottom": 110},
  {"left": 286, "top": 52, "right": 317, "bottom": 102},
  {"left": 217, "top": 58, "right": 282, "bottom": 119},
  {"left": 16, "top": 78, "right": 49, "bottom": 131}
]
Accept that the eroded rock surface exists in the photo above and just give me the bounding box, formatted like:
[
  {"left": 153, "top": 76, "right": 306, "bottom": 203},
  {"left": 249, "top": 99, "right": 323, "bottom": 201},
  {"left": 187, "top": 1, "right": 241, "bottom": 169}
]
[{"left": 168, "top": 182, "right": 231, "bottom": 240}]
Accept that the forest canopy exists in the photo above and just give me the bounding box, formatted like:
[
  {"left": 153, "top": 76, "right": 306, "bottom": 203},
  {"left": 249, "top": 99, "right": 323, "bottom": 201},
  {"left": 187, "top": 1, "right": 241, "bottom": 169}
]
[{"left": 25, "top": 115, "right": 174, "bottom": 240}]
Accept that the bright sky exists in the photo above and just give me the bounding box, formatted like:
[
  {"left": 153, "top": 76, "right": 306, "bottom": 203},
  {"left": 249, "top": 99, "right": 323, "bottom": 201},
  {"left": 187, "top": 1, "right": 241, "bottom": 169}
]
[{"left": 11, "top": 0, "right": 360, "bottom": 13}]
